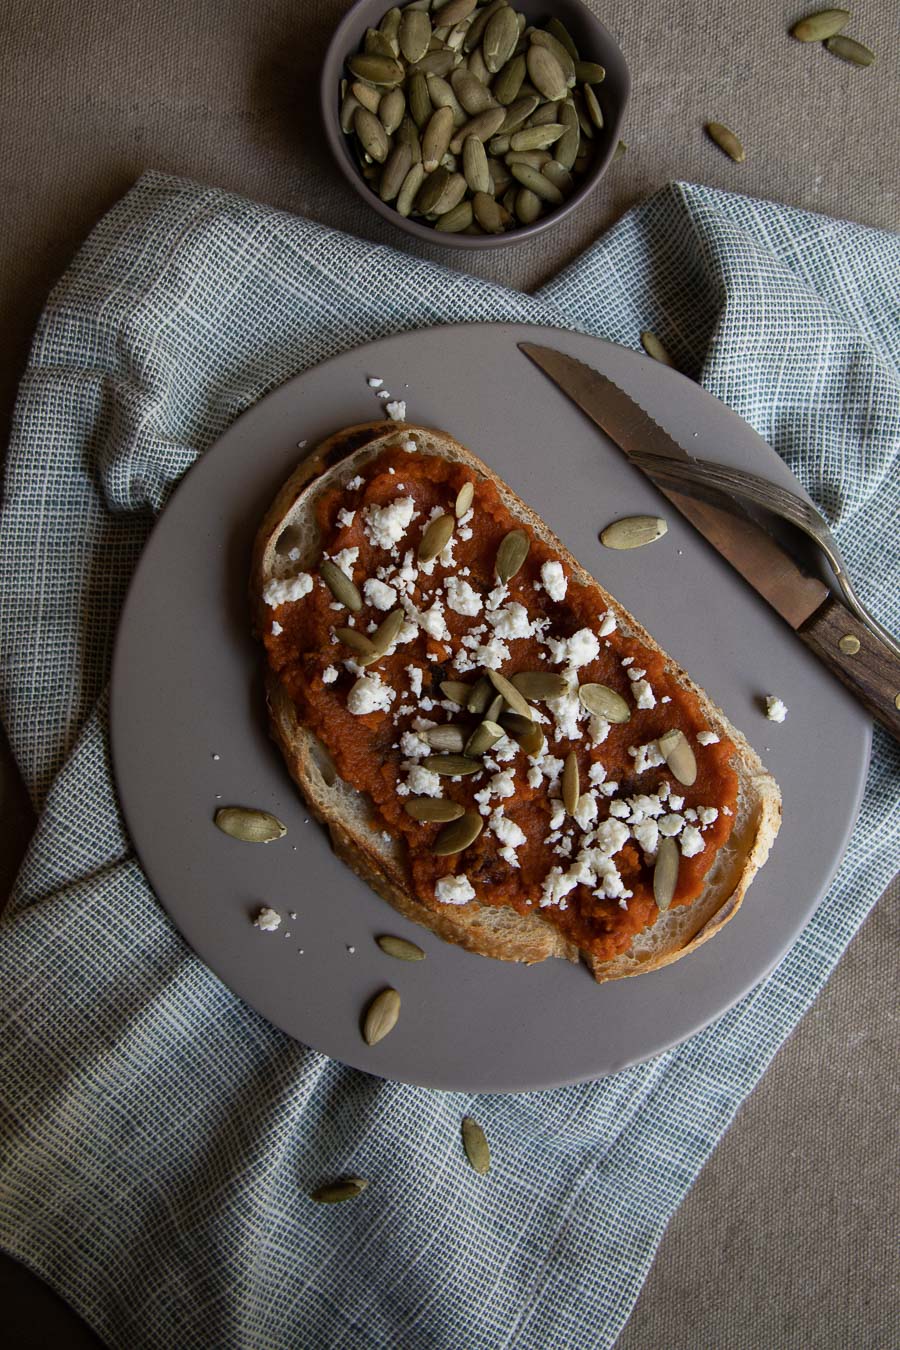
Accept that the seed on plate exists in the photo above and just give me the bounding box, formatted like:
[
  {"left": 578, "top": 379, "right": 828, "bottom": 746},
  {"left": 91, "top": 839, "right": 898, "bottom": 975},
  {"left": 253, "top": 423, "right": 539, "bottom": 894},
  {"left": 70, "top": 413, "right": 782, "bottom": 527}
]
[
  {"left": 433, "top": 810, "right": 484, "bottom": 855},
  {"left": 658, "top": 728, "right": 698, "bottom": 787},
  {"left": 311, "top": 1177, "right": 369, "bottom": 1203},
  {"left": 578, "top": 683, "right": 632, "bottom": 723},
  {"left": 705, "top": 121, "right": 745, "bottom": 162},
  {"left": 640, "top": 331, "right": 675, "bottom": 367},
  {"left": 424, "top": 724, "right": 468, "bottom": 752},
  {"left": 362, "top": 987, "right": 401, "bottom": 1045},
  {"left": 461, "top": 1115, "right": 491, "bottom": 1173},
  {"left": 600, "top": 515, "right": 668, "bottom": 549},
  {"left": 377, "top": 934, "right": 426, "bottom": 961},
  {"left": 511, "top": 671, "right": 569, "bottom": 701},
  {"left": 824, "top": 34, "right": 876, "bottom": 65},
  {"left": 790, "top": 9, "right": 850, "bottom": 42},
  {"left": 214, "top": 806, "right": 286, "bottom": 843},
  {"left": 562, "top": 751, "right": 579, "bottom": 815},
  {"left": 418, "top": 512, "right": 455, "bottom": 562},
  {"left": 455, "top": 480, "right": 475, "bottom": 517},
  {"left": 347, "top": 54, "right": 405, "bottom": 87},
  {"left": 495, "top": 528, "right": 530, "bottom": 582},
  {"left": 542, "top": 159, "right": 574, "bottom": 193},
  {"left": 422, "top": 754, "right": 483, "bottom": 776},
  {"left": 335, "top": 626, "right": 377, "bottom": 658},
  {"left": 464, "top": 719, "right": 504, "bottom": 757},
  {"left": 486, "top": 668, "right": 532, "bottom": 720},
  {"left": 403, "top": 797, "right": 466, "bottom": 822},
  {"left": 653, "top": 837, "right": 680, "bottom": 911}
]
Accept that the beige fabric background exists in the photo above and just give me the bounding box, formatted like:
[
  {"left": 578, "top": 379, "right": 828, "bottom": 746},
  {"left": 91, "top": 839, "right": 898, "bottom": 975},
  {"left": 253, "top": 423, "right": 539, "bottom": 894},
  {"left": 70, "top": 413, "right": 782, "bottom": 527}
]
[{"left": 0, "top": 2, "right": 897, "bottom": 1346}]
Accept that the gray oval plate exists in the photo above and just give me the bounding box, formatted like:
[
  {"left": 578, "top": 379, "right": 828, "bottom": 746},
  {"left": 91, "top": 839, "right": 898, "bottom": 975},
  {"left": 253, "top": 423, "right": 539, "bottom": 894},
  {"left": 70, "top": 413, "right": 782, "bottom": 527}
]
[{"left": 110, "top": 323, "right": 870, "bottom": 1092}]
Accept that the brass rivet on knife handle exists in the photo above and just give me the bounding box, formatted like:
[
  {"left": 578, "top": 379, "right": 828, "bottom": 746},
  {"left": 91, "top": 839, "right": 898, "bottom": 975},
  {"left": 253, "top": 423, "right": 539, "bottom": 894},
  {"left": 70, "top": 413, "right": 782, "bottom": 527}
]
[
  {"left": 486, "top": 668, "right": 532, "bottom": 720},
  {"left": 495, "top": 528, "right": 530, "bottom": 582},
  {"left": 562, "top": 751, "right": 579, "bottom": 816},
  {"left": 839, "top": 633, "right": 861, "bottom": 655},
  {"left": 320, "top": 559, "right": 362, "bottom": 610},
  {"left": 658, "top": 729, "right": 698, "bottom": 787},
  {"left": 362, "top": 987, "right": 401, "bottom": 1045},
  {"left": 653, "top": 837, "right": 680, "bottom": 912},
  {"left": 433, "top": 811, "right": 484, "bottom": 855}
]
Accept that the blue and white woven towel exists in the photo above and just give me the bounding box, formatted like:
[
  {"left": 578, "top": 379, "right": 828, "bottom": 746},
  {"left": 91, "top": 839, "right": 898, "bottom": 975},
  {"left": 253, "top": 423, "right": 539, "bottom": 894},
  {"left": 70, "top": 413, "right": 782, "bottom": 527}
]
[{"left": 1, "top": 174, "right": 898, "bottom": 1350}]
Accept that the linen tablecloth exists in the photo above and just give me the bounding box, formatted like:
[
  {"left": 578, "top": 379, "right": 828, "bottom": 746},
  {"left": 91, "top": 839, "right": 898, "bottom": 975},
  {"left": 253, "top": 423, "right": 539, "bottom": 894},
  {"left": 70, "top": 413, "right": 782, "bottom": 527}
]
[{"left": 1, "top": 172, "right": 898, "bottom": 1349}]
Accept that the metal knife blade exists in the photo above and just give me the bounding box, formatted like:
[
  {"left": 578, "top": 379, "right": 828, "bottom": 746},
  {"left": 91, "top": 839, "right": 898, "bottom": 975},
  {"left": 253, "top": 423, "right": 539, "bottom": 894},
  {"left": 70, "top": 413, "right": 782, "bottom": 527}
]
[{"left": 518, "top": 342, "right": 830, "bottom": 630}]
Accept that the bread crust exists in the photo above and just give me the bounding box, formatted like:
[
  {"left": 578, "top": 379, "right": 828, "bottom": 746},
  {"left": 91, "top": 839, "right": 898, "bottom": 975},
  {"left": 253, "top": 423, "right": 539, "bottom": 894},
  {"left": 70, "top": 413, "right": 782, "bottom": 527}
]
[{"left": 251, "top": 423, "right": 781, "bottom": 982}]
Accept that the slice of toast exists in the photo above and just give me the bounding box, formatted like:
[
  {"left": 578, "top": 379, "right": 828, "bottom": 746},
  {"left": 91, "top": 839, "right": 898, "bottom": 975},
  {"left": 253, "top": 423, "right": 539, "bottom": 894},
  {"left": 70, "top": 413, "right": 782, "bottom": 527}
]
[{"left": 251, "top": 423, "right": 781, "bottom": 982}]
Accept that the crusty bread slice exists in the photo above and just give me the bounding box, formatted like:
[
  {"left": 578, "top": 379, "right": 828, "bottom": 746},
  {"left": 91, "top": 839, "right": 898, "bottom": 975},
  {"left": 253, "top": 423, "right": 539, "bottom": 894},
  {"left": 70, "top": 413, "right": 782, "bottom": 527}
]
[{"left": 251, "top": 423, "right": 781, "bottom": 982}]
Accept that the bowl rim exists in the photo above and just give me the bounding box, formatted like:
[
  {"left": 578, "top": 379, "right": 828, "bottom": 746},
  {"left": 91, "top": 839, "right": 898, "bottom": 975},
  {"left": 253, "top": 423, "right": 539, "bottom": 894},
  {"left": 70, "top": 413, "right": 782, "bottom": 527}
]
[{"left": 320, "top": 0, "right": 631, "bottom": 250}]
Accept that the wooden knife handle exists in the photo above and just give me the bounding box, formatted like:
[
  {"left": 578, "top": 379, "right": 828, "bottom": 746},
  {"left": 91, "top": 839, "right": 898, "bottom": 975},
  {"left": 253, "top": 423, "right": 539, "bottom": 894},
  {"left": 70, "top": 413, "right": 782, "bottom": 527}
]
[{"left": 798, "top": 598, "right": 900, "bottom": 741}]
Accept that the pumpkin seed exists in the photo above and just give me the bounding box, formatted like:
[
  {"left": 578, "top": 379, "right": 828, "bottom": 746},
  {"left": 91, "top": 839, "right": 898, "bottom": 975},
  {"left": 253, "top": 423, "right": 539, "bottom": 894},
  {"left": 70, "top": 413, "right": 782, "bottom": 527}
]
[
  {"left": 575, "top": 60, "right": 606, "bottom": 84},
  {"left": 362, "top": 987, "right": 401, "bottom": 1045},
  {"left": 432, "top": 171, "right": 470, "bottom": 215},
  {"left": 613, "top": 139, "right": 627, "bottom": 160},
  {"left": 462, "top": 135, "right": 492, "bottom": 193},
  {"left": 542, "top": 159, "right": 573, "bottom": 194},
  {"left": 348, "top": 54, "right": 405, "bottom": 87},
  {"left": 441, "top": 679, "right": 472, "bottom": 705},
  {"left": 450, "top": 105, "right": 506, "bottom": 153},
  {"left": 451, "top": 67, "right": 497, "bottom": 115},
  {"left": 365, "top": 27, "right": 398, "bottom": 61},
  {"left": 377, "top": 934, "right": 426, "bottom": 960},
  {"left": 455, "top": 480, "right": 475, "bottom": 518},
  {"left": 422, "top": 754, "right": 483, "bottom": 776},
  {"left": 492, "top": 53, "right": 527, "bottom": 105},
  {"left": 485, "top": 693, "right": 504, "bottom": 723},
  {"left": 433, "top": 811, "right": 484, "bottom": 854},
  {"left": 501, "top": 711, "right": 544, "bottom": 755},
  {"left": 530, "top": 30, "right": 577, "bottom": 87},
  {"left": 653, "top": 836, "right": 680, "bottom": 911},
  {"left": 467, "top": 45, "right": 490, "bottom": 84},
  {"left": 467, "top": 676, "right": 492, "bottom": 715},
  {"left": 705, "top": 121, "right": 745, "bottom": 162},
  {"left": 515, "top": 187, "right": 542, "bottom": 224},
  {"left": 424, "top": 724, "right": 467, "bottom": 752},
  {"left": 640, "top": 330, "right": 675, "bottom": 367},
  {"left": 658, "top": 729, "right": 697, "bottom": 787},
  {"left": 396, "top": 162, "right": 426, "bottom": 215},
  {"left": 379, "top": 87, "right": 406, "bottom": 135},
  {"left": 396, "top": 114, "right": 423, "bottom": 163},
  {"left": 320, "top": 558, "right": 362, "bottom": 610},
  {"left": 399, "top": 7, "right": 432, "bottom": 64},
  {"left": 501, "top": 93, "right": 540, "bottom": 132},
  {"left": 488, "top": 134, "right": 511, "bottom": 155},
  {"left": 495, "top": 528, "right": 530, "bottom": 582},
  {"left": 483, "top": 6, "right": 519, "bottom": 73},
  {"left": 600, "top": 515, "right": 668, "bottom": 549},
  {"left": 510, "top": 123, "right": 566, "bottom": 151},
  {"left": 408, "top": 49, "right": 458, "bottom": 77},
  {"left": 422, "top": 106, "right": 455, "bottom": 171},
  {"left": 370, "top": 607, "right": 405, "bottom": 655},
  {"left": 824, "top": 34, "right": 876, "bottom": 65},
  {"left": 415, "top": 165, "right": 453, "bottom": 213},
  {"left": 572, "top": 90, "right": 594, "bottom": 138},
  {"left": 464, "top": 0, "right": 505, "bottom": 52},
  {"left": 214, "top": 806, "right": 286, "bottom": 843},
  {"left": 486, "top": 668, "right": 532, "bottom": 720},
  {"left": 790, "top": 9, "right": 850, "bottom": 41},
  {"left": 560, "top": 751, "right": 578, "bottom": 815},
  {"left": 472, "top": 190, "right": 509, "bottom": 232},
  {"left": 437, "top": 0, "right": 478, "bottom": 26},
  {"left": 583, "top": 83, "right": 603, "bottom": 129},
  {"left": 354, "top": 107, "right": 390, "bottom": 163},
  {"left": 335, "top": 626, "right": 377, "bottom": 658},
  {"left": 509, "top": 162, "right": 563, "bottom": 203},
  {"left": 418, "top": 512, "right": 455, "bottom": 562},
  {"left": 311, "top": 1177, "right": 368, "bottom": 1204},
  {"left": 407, "top": 71, "right": 432, "bottom": 128},
  {"left": 502, "top": 184, "right": 519, "bottom": 215},
  {"left": 511, "top": 670, "right": 570, "bottom": 701},
  {"left": 340, "top": 91, "right": 362, "bottom": 134},
  {"left": 379, "top": 144, "right": 413, "bottom": 202},
  {"left": 379, "top": 6, "right": 402, "bottom": 50},
  {"left": 351, "top": 80, "right": 385, "bottom": 114},
  {"left": 461, "top": 1115, "right": 491, "bottom": 1173},
  {"left": 506, "top": 149, "right": 551, "bottom": 170},
  {"left": 404, "top": 797, "right": 465, "bottom": 822},
  {"left": 524, "top": 102, "right": 560, "bottom": 128},
  {"left": 427, "top": 73, "right": 467, "bottom": 125},
  {"left": 555, "top": 101, "right": 580, "bottom": 168},
  {"left": 526, "top": 44, "right": 568, "bottom": 101},
  {"left": 578, "top": 683, "right": 631, "bottom": 723},
  {"left": 465, "top": 719, "right": 504, "bottom": 757},
  {"left": 435, "top": 200, "right": 475, "bottom": 232}
]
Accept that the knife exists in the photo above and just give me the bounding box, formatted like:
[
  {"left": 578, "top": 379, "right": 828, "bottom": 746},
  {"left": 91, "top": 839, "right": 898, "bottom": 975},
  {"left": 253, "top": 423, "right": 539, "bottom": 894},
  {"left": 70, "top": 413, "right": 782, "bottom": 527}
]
[{"left": 519, "top": 342, "right": 900, "bottom": 741}]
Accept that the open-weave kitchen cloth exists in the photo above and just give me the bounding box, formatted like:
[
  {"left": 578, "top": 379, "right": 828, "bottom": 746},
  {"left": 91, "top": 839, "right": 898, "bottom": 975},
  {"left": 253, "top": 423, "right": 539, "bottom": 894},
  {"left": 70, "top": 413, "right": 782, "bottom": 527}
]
[{"left": 1, "top": 173, "right": 898, "bottom": 1350}]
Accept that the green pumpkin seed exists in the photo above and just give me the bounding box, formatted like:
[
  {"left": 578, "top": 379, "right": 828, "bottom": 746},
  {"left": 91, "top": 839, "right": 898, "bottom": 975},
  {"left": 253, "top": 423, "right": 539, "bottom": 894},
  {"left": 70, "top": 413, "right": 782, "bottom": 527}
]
[
  {"left": 311, "top": 1177, "right": 368, "bottom": 1203},
  {"left": 437, "top": 0, "right": 478, "bottom": 25},
  {"left": 555, "top": 101, "right": 580, "bottom": 168},
  {"left": 463, "top": 135, "right": 492, "bottom": 193},
  {"left": 320, "top": 558, "right": 362, "bottom": 610},
  {"left": 455, "top": 480, "right": 475, "bottom": 517},
  {"left": 379, "top": 144, "right": 413, "bottom": 202},
  {"left": 524, "top": 101, "right": 561, "bottom": 128},
  {"left": 379, "top": 6, "right": 402, "bottom": 50},
  {"left": 546, "top": 17, "right": 579, "bottom": 60},
  {"left": 362, "top": 987, "right": 401, "bottom": 1045},
  {"left": 377, "top": 934, "right": 427, "bottom": 960},
  {"left": 472, "top": 190, "right": 509, "bottom": 233},
  {"left": 354, "top": 107, "right": 390, "bottom": 163},
  {"left": 449, "top": 106, "right": 507, "bottom": 153},
  {"left": 464, "top": 719, "right": 504, "bottom": 757},
  {"left": 495, "top": 528, "right": 530, "bottom": 582},
  {"left": 583, "top": 84, "right": 603, "bottom": 129},
  {"left": 600, "top": 515, "right": 668, "bottom": 549},
  {"left": 418, "top": 512, "right": 455, "bottom": 561},
  {"left": 511, "top": 671, "right": 569, "bottom": 701},
  {"left": 335, "top": 626, "right": 377, "bottom": 658},
  {"left": 658, "top": 729, "right": 697, "bottom": 787},
  {"left": 483, "top": 6, "right": 519, "bottom": 73},
  {"left": 370, "top": 607, "right": 405, "bottom": 655},
  {"left": 451, "top": 67, "right": 497, "bottom": 115},
  {"left": 441, "top": 679, "right": 472, "bottom": 706},
  {"left": 408, "top": 72, "right": 433, "bottom": 128},
  {"left": 434, "top": 171, "right": 470, "bottom": 214},
  {"left": 509, "top": 162, "right": 563, "bottom": 204},
  {"left": 365, "top": 27, "right": 398, "bottom": 60},
  {"left": 572, "top": 90, "right": 595, "bottom": 138},
  {"left": 422, "top": 106, "right": 455, "bottom": 171},
  {"left": 351, "top": 80, "right": 385, "bottom": 114},
  {"left": 824, "top": 34, "right": 875, "bottom": 65},
  {"left": 399, "top": 8, "right": 432, "bottom": 64},
  {"left": 705, "top": 121, "right": 745, "bottom": 163},
  {"left": 578, "top": 683, "right": 631, "bottom": 723},
  {"left": 613, "top": 139, "right": 627, "bottom": 160},
  {"left": 422, "top": 754, "right": 483, "bottom": 776},
  {"left": 396, "top": 114, "right": 423, "bottom": 163},
  {"left": 640, "top": 331, "right": 675, "bottom": 367},
  {"left": 424, "top": 724, "right": 467, "bottom": 752},
  {"left": 488, "top": 134, "right": 511, "bottom": 155},
  {"left": 403, "top": 796, "right": 466, "bottom": 822},
  {"left": 492, "top": 53, "right": 527, "bottom": 105},
  {"left": 790, "top": 9, "right": 850, "bottom": 41},
  {"left": 427, "top": 74, "right": 467, "bottom": 125},
  {"left": 464, "top": 0, "right": 505, "bottom": 52},
  {"left": 525, "top": 45, "right": 567, "bottom": 101},
  {"left": 415, "top": 165, "right": 453, "bottom": 213},
  {"left": 501, "top": 94, "right": 540, "bottom": 131},
  {"left": 542, "top": 159, "right": 574, "bottom": 193},
  {"left": 501, "top": 711, "right": 544, "bottom": 755},
  {"left": 653, "top": 836, "right": 680, "bottom": 911},
  {"left": 562, "top": 751, "right": 579, "bottom": 815},
  {"left": 433, "top": 811, "right": 484, "bottom": 855},
  {"left": 396, "top": 162, "right": 426, "bottom": 215},
  {"left": 214, "top": 806, "right": 287, "bottom": 843},
  {"left": 348, "top": 54, "right": 405, "bottom": 87},
  {"left": 486, "top": 668, "right": 532, "bottom": 720},
  {"left": 467, "top": 45, "right": 490, "bottom": 84},
  {"left": 408, "top": 49, "right": 458, "bottom": 78},
  {"left": 379, "top": 87, "right": 406, "bottom": 135},
  {"left": 530, "top": 30, "right": 577, "bottom": 87},
  {"left": 499, "top": 182, "right": 517, "bottom": 212},
  {"left": 509, "top": 123, "right": 565, "bottom": 151},
  {"left": 515, "top": 187, "right": 542, "bottom": 223},
  {"left": 435, "top": 200, "right": 474, "bottom": 232},
  {"left": 467, "top": 676, "right": 492, "bottom": 715},
  {"left": 575, "top": 60, "right": 606, "bottom": 84},
  {"left": 461, "top": 1115, "right": 491, "bottom": 1173},
  {"left": 340, "top": 91, "right": 362, "bottom": 134},
  {"left": 485, "top": 693, "right": 504, "bottom": 723}
]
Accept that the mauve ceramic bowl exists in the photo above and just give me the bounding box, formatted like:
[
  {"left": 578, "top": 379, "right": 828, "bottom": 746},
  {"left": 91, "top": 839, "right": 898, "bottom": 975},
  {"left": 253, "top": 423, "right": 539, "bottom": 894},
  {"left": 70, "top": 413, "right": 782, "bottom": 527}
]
[{"left": 320, "top": 0, "right": 630, "bottom": 249}]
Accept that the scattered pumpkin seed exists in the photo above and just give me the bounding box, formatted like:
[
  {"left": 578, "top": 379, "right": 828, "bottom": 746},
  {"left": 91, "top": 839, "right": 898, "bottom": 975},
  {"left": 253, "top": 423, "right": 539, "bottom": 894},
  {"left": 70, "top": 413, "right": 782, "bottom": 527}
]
[
  {"left": 335, "top": 626, "right": 377, "bottom": 658},
  {"left": 502, "top": 712, "right": 544, "bottom": 755},
  {"left": 583, "top": 84, "right": 603, "bottom": 129},
  {"left": 653, "top": 836, "right": 680, "bottom": 911},
  {"left": 705, "top": 121, "right": 745, "bottom": 163},
  {"left": 640, "top": 330, "right": 675, "bottom": 367},
  {"left": 824, "top": 34, "right": 875, "bottom": 65},
  {"left": 424, "top": 724, "right": 467, "bottom": 752},
  {"left": 403, "top": 797, "right": 466, "bottom": 823},
  {"left": 495, "top": 528, "right": 530, "bottom": 582},
  {"left": 422, "top": 754, "right": 483, "bottom": 776},
  {"left": 790, "top": 9, "right": 850, "bottom": 41},
  {"left": 214, "top": 806, "right": 286, "bottom": 843},
  {"left": 485, "top": 693, "right": 504, "bottom": 723},
  {"left": 464, "top": 719, "right": 504, "bottom": 757},
  {"left": 319, "top": 558, "right": 362, "bottom": 610},
  {"left": 467, "top": 676, "right": 493, "bottom": 715},
  {"left": 377, "top": 933, "right": 426, "bottom": 961},
  {"left": 433, "top": 811, "right": 484, "bottom": 854},
  {"left": 486, "top": 668, "right": 532, "bottom": 720},
  {"left": 370, "top": 607, "right": 405, "bottom": 655},
  {"left": 562, "top": 751, "right": 579, "bottom": 815},
  {"left": 455, "top": 480, "right": 475, "bottom": 518},
  {"left": 600, "top": 516, "right": 668, "bottom": 549},
  {"left": 440, "top": 678, "right": 472, "bottom": 705},
  {"left": 511, "top": 671, "right": 569, "bottom": 701},
  {"left": 578, "top": 683, "right": 631, "bottom": 723},
  {"left": 362, "top": 987, "right": 401, "bottom": 1045},
  {"left": 658, "top": 728, "right": 698, "bottom": 786},
  {"left": 418, "top": 512, "right": 455, "bottom": 562},
  {"left": 461, "top": 1116, "right": 491, "bottom": 1173},
  {"left": 613, "top": 138, "right": 627, "bottom": 160},
  {"left": 311, "top": 1177, "right": 369, "bottom": 1204}
]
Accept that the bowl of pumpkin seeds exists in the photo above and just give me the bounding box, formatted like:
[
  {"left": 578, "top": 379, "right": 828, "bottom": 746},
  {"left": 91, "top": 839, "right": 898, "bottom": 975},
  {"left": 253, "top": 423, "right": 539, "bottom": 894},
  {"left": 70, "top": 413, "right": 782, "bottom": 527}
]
[{"left": 322, "top": 0, "right": 629, "bottom": 246}]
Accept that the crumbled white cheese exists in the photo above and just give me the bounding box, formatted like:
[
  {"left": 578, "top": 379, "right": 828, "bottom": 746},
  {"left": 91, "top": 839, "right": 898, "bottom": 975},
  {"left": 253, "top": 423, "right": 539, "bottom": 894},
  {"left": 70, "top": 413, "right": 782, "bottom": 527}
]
[
  {"left": 413, "top": 598, "right": 450, "bottom": 642},
  {"left": 490, "top": 602, "right": 533, "bottom": 641},
  {"left": 680, "top": 826, "right": 705, "bottom": 857},
  {"left": 608, "top": 801, "right": 630, "bottom": 819},
  {"left": 404, "top": 764, "right": 443, "bottom": 797},
  {"left": 330, "top": 547, "right": 359, "bottom": 579},
  {"left": 336, "top": 507, "right": 356, "bottom": 529},
  {"left": 489, "top": 808, "right": 526, "bottom": 866},
  {"left": 473, "top": 636, "right": 511, "bottom": 670},
  {"left": 377, "top": 390, "right": 391, "bottom": 401},
  {"left": 363, "top": 577, "right": 398, "bottom": 611},
  {"left": 598, "top": 610, "right": 617, "bottom": 637},
  {"left": 367, "top": 375, "right": 384, "bottom": 388},
  {"left": 626, "top": 667, "right": 646, "bottom": 681},
  {"left": 435, "top": 874, "right": 475, "bottom": 905},
  {"left": 621, "top": 656, "right": 634, "bottom": 667},
  {"left": 485, "top": 583, "right": 508, "bottom": 612},
  {"left": 271, "top": 621, "right": 283, "bottom": 636},
  {"left": 631, "top": 740, "right": 666, "bottom": 775},
  {"left": 402, "top": 438, "right": 417, "bottom": 453},
  {"left": 588, "top": 761, "right": 607, "bottom": 786},
  {"left": 765, "top": 695, "right": 788, "bottom": 723},
  {"left": 588, "top": 715, "right": 611, "bottom": 747},
  {"left": 263, "top": 572, "right": 313, "bottom": 607},
  {"left": 539, "top": 867, "right": 579, "bottom": 910},
  {"left": 444, "top": 575, "right": 482, "bottom": 616},
  {"left": 574, "top": 792, "right": 598, "bottom": 831},
  {"left": 527, "top": 765, "right": 543, "bottom": 789},
  {"left": 540, "top": 560, "right": 567, "bottom": 601},
  {"left": 346, "top": 474, "right": 365, "bottom": 490},
  {"left": 347, "top": 672, "right": 395, "bottom": 716},
  {"left": 406, "top": 665, "right": 424, "bottom": 697},
  {"left": 631, "top": 679, "right": 656, "bottom": 710},
  {"left": 547, "top": 683, "right": 584, "bottom": 742},
  {"left": 322, "top": 665, "right": 338, "bottom": 684},
  {"left": 400, "top": 730, "right": 431, "bottom": 759},
  {"left": 364, "top": 497, "right": 417, "bottom": 550},
  {"left": 386, "top": 399, "right": 406, "bottom": 421},
  {"left": 592, "top": 818, "right": 630, "bottom": 857},
  {"left": 697, "top": 730, "right": 720, "bottom": 745},
  {"left": 658, "top": 813, "right": 685, "bottom": 836},
  {"left": 548, "top": 627, "right": 600, "bottom": 671},
  {"left": 698, "top": 806, "right": 719, "bottom": 826},
  {"left": 254, "top": 906, "right": 282, "bottom": 932},
  {"left": 549, "top": 800, "right": 567, "bottom": 831},
  {"left": 668, "top": 794, "right": 685, "bottom": 811},
  {"left": 488, "top": 769, "right": 515, "bottom": 799},
  {"left": 632, "top": 819, "right": 659, "bottom": 857},
  {"left": 628, "top": 793, "right": 665, "bottom": 821}
]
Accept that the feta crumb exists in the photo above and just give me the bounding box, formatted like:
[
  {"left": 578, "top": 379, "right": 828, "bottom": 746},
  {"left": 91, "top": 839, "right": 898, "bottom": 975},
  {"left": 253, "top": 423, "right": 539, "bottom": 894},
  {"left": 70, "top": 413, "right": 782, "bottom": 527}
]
[
  {"left": 608, "top": 800, "right": 630, "bottom": 819},
  {"left": 402, "top": 438, "right": 417, "bottom": 453},
  {"left": 365, "top": 497, "right": 418, "bottom": 550},
  {"left": 271, "top": 621, "right": 283, "bottom": 636},
  {"left": 254, "top": 906, "right": 282, "bottom": 932},
  {"left": 405, "top": 764, "right": 443, "bottom": 797},
  {"left": 632, "top": 819, "right": 659, "bottom": 857},
  {"left": 680, "top": 826, "right": 705, "bottom": 857},
  {"left": 485, "top": 583, "right": 508, "bottom": 612},
  {"left": 435, "top": 873, "right": 475, "bottom": 905},
  {"left": 400, "top": 730, "right": 431, "bottom": 759},
  {"left": 697, "top": 730, "right": 720, "bottom": 745},
  {"left": 262, "top": 572, "right": 313, "bottom": 607},
  {"left": 765, "top": 695, "right": 788, "bottom": 723},
  {"left": 527, "top": 765, "right": 543, "bottom": 789},
  {"left": 367, "top": 375, "right": 383, "bottom": 388},
  {"left": 330, "top": 547, "right": 359, "bottom": 580},
  {"left": 632, "top": 741, "right": 666, "bottom": 774},
  {"left": 588, "top": 761, "right": 607, "bottom": 786},
  {"left": 549, "top": 800, "right": 566, "bottom": 831},
  {"left": 444, "top": 575, "right": 483, "bottom": 616},
  {"left": 540, "top": 560, "right": 567, "bottom": 601},
  {"left": 489, "top": 601, "right": 533, "bottom": 641},
  {"left": 336, "top": 507, "right": 356, "bottom": 529},
  {"left": 668, "top": 794, "right": 685, "bottom": 811},
  {"left": 557, "top": 627, "right": 600, "bottom": 670},
  {"left": 322, "top": 665, "right": 338, "bottom": 684},
  {"left": 386, "top": 399, "right": 406, "bottom": 421},
  {"left": 346, "top": 474, "right": 365, "bottom": 490},
  {"left": 574, "top": 792, "right": 598, "bottom": 831},
  {"left": 377, "top": 389, "right": 390, "bottom": 401},
  {"left": 621, "top": 656, "right": 634, "bottom": 667},
  {"left": 658, "top": 813, "right": 685, "bottom": 837},
  {"left": 347, "top": 672, "right": 395, "bottom": 716},
  {"left": 626, "top": 667, "right": 646, "bottom": 681},
  {"left": 588, "top": 715, "right": 611, "bottom": 747},
  {"left": 406, "top": 665, "right": 424, "bottom": 697},
  {"left": 489, "top": 808, "right": 526, "bottom": 864},
  {"left": 631, "top": 679, "right": 656, "bottom": 710},
  {"left": 598, "top": 610, "right": 617, "bottom": 637},
  {"left": 698, "top": 806, "right": 719, "bottom": 826},
  {"left": 363, "top": 577, "right": 398, "bottom": 611},
  {"left": 473, "top": 636, "right": 511, "bottom": 670},
  {"left": 539, "top": 867, "right": 579, "bottom": 909},
  {"left": 489, "top": 769, "right": 515, "bottom": 799}
]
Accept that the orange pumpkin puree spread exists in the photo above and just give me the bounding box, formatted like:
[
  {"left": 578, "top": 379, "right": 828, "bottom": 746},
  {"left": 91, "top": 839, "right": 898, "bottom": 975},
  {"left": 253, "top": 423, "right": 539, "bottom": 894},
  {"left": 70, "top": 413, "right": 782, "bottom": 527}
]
[{"left": 264, "top": 445, "right": 738, "bottom": 962}]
